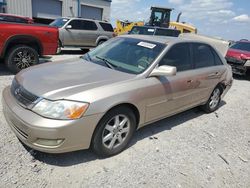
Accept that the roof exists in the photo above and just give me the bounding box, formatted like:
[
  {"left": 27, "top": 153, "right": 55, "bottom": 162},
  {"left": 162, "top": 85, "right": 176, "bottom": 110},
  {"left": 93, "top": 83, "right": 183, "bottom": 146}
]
[
  {"left": 120, "top": 34, "right": 230, "bottom": 57},
  {"left": 120, "top": 34, "right": 180, "bottom": 44}
]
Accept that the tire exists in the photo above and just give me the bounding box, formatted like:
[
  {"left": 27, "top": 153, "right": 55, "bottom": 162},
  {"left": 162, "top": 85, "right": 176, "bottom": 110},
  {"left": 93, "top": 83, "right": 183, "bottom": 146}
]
[
  {"left": 5, "top": 45, "right": 39, "bottom": 74},
  {"left": 92, "top": 107, "right": 136, "bottom": 157},
  {"left": 97, "top": 40, "right": 106, "bottom": 46},
  {"left": 201, "top": 87, "right": 222, "bottom": 113},
  {"left": 56, "top": 40, "right": 62, "bottom": 54}
]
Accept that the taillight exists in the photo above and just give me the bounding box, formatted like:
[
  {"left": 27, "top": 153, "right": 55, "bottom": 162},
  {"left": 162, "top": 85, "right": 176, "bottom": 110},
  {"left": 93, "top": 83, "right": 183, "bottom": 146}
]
[{"left": 112, "top": 32, "right": 117, "bottom": 37}]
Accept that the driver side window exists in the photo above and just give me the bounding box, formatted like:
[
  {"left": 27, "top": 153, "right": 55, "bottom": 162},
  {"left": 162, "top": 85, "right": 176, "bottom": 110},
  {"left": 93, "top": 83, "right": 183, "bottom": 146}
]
[{"left": 159, "top": 43, "right": 192, "bottom": 72}]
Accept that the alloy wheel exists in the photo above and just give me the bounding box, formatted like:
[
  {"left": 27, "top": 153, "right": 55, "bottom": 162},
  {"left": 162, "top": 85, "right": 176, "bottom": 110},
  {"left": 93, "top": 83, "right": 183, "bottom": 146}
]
[
  {"left": 209, "top": 88, "right": 221, "bottom": 109},
  {"left": 13, "top": 50, "right": 36, "bottom": 69},
  {"left": 102, "top": 115, "right": 130, "bottom": 149}
]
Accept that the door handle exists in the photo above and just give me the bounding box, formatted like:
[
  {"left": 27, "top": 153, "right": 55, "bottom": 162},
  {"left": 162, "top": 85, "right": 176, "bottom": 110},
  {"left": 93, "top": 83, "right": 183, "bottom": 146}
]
[
  {"left": 208, "top": 72, "right": 219, "bottom": 78},
  {"left": 187, "top": 80, "right": 193, "bottom": 83}
]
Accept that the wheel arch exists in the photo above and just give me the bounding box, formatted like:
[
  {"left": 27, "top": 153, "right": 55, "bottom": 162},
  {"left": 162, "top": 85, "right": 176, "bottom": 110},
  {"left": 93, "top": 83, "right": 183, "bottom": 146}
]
[
  {"left": 96, "top": 36, "right": 109, "bottom": 46},
  {"left": 90, "top": 102, "right": 140, "bottom": 149},
  {"left": 2, "top": 35, "right": 43, "bottom": 57}
]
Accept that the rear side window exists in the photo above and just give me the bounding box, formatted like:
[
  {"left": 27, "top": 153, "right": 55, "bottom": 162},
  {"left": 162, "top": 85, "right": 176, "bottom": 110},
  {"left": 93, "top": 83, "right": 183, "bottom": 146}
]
[
  {"left": 212, "top": 49, "right": 224, "bottom": 65},
  {"left": 15, "top": 17, "right": 28, "bottom": 23},
  {"left": 159, "top": 43, "right": 192, "bottom": 72},
  {"left": 99, "top": 22, "right": 114, "bottom": 32},
  {"left": 193, "top": 43, "right": 214, "bottom": 68}
]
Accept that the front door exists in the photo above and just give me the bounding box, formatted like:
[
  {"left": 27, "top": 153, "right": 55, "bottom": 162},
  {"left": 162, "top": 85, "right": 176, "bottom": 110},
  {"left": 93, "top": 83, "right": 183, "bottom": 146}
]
[{"left": 145, "top": 43, "right": 200, "bottom": 122}]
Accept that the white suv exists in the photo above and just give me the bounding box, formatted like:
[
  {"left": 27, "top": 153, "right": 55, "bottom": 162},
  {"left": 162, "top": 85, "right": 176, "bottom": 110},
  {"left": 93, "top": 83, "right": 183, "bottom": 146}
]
[{"left": 50, "top": 17, "right": 114, "bottom": 49}]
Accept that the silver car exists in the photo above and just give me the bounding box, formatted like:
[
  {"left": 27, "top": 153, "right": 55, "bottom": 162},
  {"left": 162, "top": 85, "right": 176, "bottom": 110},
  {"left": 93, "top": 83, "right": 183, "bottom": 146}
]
[
  {"left": 50, "top": 17, "right": 114, "bottom": 49},
  {"left": 2, "top": 35, "right": 233, "bottom": 157}
]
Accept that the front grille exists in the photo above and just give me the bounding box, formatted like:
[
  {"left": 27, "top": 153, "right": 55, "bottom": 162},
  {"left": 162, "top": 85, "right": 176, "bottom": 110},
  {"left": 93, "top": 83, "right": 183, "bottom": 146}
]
[{"left": 11, "top": 79, "right": 39, "bottom": 107}]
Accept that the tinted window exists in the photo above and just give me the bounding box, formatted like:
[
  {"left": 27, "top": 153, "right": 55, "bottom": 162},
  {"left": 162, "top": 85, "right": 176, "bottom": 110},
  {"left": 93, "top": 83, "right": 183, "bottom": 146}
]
[
  {"left": 15, "top": 17, "right": 28, "bottom": 23},
  {"left": 130, "top": 27, "right": 155, "bottom": 35},
  {"left": 69, "top": 20, "right": 97, "bottom": 30},
  {"left": 230, "top": 42, "right": 250, "bottom": 52},
  {"left": 99, "top": 22, "right": 114, "bottom": 32},
  {"left": 82, "top": 20, "right": 97, "bottom": 30},
  {"left": 68, "top": 20, "right": 82, "bottom": 29},
  {"left": 159, "top": 43, "right": 192, "bottom": 72},
  {"left": 212, "top": 49, "right": 223, "bottom": 66},
  {"left": 193, "top": 43, "right": 214, "bottom": 68},
  {"left": 155, "top": 29, "right": 180, "bottom": 37}
]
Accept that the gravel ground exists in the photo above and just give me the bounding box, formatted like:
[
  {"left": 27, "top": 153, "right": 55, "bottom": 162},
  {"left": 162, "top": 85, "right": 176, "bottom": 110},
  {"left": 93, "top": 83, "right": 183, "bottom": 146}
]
[{"left": 0, "top": 53, "right": 250, "bottom": 188}]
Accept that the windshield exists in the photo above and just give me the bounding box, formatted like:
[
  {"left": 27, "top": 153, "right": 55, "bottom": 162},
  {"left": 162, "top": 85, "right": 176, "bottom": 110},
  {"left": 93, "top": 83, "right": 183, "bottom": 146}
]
[
  {"left": 50, "top": 18, "right": 69, "bottom": 28},
  {"left": 82, "top": 37, "right": 165, "bottom": 74},
  {"left": 130, "top": 27, "right": 156, "bottom": 35},
  {"left": 230, "top": 42, "right": 250, "bottom": 52}
]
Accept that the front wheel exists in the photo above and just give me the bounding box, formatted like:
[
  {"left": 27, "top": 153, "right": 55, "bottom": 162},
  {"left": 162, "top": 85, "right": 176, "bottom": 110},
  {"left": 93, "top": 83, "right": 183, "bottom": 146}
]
[
  {"left": 5, "top": 45, "right": 39, "bottom": 74},
  {"left": 202, "top": 87, "right": 222, "bottom": 113},
  {"left": 92, "top": 107, "right": 136, "bottom": 157}
]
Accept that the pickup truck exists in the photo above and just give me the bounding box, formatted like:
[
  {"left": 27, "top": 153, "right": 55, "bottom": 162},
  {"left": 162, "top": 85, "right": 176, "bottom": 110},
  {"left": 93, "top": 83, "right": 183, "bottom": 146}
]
[{"left": 0, "top": 22, "right": 58, "bottom": 73}]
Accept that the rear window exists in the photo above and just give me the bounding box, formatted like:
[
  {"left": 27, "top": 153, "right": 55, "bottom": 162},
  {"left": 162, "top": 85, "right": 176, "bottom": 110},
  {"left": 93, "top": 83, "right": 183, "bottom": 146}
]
[
  {"left": 99, "top": 22, "right": 114, "bottom": 32},
  {"left": 155, "top": 29, "right": 180, "bottom": 37},
  {"left": 230, "top": 42, "right": 250, "bottom": 52},
  {"left": 0, "top": 15, "right": 28, "bottom": 23},
  {"left": 130, "top": 27, "right": 155, "bottom": 35}
]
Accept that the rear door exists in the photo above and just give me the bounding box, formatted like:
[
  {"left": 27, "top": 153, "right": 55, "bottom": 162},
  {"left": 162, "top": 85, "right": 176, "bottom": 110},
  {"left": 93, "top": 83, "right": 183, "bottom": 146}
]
[{"left": 191, "top": 43, "right": 226, "bottom": 102}]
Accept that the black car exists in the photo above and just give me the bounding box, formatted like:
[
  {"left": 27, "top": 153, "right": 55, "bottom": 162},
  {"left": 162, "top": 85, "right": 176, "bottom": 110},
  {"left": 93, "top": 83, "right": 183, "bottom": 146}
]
[{"left": 129, "top": 26, "right": 180, "bottom": 37}]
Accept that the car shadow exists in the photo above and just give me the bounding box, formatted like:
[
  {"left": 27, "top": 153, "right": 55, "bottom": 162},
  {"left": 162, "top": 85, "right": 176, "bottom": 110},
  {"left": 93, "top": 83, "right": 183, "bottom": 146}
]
[
  {"left": 29, "top": 101, "right": 226, "bottom": 167},
  {"left": 233, "top": 74, "right": 250, "bottom": 81},
  {"left": 57, "top": 49, "right": 89, "bottom": 55}
]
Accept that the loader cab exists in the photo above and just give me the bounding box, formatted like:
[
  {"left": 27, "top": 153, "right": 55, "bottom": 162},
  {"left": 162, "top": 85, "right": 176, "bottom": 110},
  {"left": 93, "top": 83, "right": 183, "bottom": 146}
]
[{"left": 148, "top": 7, "right": 172, "bottom": 28}]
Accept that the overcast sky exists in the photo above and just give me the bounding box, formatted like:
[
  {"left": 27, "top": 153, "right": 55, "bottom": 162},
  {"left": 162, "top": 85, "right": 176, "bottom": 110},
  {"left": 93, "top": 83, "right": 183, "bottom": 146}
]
[{"left": 111, "top": 0, "right": 250, "bottom": 41}]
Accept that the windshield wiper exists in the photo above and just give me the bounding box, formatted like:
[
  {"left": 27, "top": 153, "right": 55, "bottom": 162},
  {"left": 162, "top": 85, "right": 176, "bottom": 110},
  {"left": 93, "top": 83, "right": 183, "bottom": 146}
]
[{"left": 96, "top": 56, "right": 116, "bottom": 70}]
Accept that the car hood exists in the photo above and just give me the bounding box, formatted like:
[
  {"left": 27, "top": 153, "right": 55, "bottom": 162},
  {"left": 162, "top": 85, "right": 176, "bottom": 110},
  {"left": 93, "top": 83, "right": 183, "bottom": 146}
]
[
  {"left": 226, "top": 48, "right": 250, "bottom": 60},
  {"left": 16, "top": 58, "right": 135, "bottom": 100}
]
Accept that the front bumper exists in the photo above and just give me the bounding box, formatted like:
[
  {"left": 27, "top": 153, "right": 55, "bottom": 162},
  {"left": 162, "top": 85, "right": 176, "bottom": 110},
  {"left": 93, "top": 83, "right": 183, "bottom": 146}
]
[
  {"left": 226, "top": 57, "right": 250, "bottom": 75},
  {"left": 2, "top": 86, "right": 104, "bottom": 153}
]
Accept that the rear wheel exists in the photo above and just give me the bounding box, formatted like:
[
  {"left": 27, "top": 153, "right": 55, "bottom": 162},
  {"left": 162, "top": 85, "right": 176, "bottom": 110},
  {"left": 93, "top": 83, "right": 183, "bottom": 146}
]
[
  {"left": 5, "top": 45, "right": 39, "bottom": 74},
  {"left": 97, "top": 40, "right": 106, "bottom": 46},
  {"left": 92, "top": 107, "right": 136, "bottom": 157},
  {"left": 202, "top": 87, "right": 222, "bottom": 113}
]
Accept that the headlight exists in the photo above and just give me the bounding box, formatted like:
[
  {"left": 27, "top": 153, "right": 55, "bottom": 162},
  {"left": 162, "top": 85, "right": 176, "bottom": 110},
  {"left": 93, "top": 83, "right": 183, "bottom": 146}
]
[{"left": 32, "top": 99, "right": 89, "bottom": 120}]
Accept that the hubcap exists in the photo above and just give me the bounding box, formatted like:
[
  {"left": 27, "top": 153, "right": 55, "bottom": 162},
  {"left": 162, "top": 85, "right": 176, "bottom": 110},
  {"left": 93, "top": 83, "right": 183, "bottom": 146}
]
[
  {"left": 13, "top": 50, "right": 36, "bottom": 69},
  {"left": 102, "top": 115, "right": 130, "bottom": 149},
  {"left": 209, "top": 88, "right": 220, "bottom": 109}
]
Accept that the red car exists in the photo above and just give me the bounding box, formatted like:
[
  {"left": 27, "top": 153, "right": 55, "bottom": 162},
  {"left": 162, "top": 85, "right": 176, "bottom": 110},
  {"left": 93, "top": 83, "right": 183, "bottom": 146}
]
[
  {"left": 0, "top": 22, "right": 58, "bottom": 73},
  {"left": 0, "top": 13, "right": 34, "bottom": 24},
  {"left": 226, "top": 40, "right": 250, "bottom": 76}
]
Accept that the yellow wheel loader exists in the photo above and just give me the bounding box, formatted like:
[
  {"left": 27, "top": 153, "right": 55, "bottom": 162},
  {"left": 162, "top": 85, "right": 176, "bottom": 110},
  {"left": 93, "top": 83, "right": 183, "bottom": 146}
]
[{"left": 114, "top": 6, "right": 197, "bottom": 35}]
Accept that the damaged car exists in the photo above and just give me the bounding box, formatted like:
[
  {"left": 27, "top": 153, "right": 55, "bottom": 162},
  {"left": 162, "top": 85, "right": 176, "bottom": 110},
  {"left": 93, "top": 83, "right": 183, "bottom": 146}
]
[{"left": 226, "top": 40, "right": 250, "bottom": 76}]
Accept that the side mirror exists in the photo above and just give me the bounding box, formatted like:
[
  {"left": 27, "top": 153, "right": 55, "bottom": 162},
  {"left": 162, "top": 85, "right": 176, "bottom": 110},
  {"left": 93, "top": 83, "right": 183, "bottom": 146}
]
[
  {"left": 149, "top": 65, "right": 177, "bottom": 77},
  {"left": 66, "top": 25, "right": 72, "bottom": 29}
]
